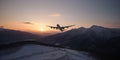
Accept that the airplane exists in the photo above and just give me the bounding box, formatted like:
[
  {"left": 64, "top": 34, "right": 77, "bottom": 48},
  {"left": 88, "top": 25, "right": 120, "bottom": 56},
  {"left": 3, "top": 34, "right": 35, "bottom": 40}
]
[{"left": 47, "top": 24, "right": 75, "bottom": 32}]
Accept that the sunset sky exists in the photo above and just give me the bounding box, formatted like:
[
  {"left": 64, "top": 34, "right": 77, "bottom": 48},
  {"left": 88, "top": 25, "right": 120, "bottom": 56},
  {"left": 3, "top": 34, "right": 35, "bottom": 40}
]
[{"left": 0, "top": 0, "right": 120, "bottom": 33}]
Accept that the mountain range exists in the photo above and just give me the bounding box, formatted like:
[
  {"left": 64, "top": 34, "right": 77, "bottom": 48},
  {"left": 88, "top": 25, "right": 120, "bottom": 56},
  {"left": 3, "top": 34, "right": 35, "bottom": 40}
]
[
  {"left": 43, "top": 25, "right": 120, "bottom": 46},
  {"left": 42, "top": 25, "right": 120, "bottom": 60},
  {"left": 0, "top": 28, "right": 41, "bottom": 44},
  {"left": 0, "top": 25, "right": 120, "bottom": 60}
]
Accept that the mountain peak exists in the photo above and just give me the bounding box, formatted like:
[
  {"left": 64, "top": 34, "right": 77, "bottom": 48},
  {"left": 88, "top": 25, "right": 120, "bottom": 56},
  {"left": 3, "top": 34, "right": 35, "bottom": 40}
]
[
  {"left": 79, "top": 27, "right": 86, "bottom": 29},
  {"left": 90, "top": 25, "right": 104, "bottom": 28},
  {"left": 90, "top": 25, "right": 105, "bottom": 30},
  {"left": 89, "top": 25, "right": 106, "bottom": 31}
]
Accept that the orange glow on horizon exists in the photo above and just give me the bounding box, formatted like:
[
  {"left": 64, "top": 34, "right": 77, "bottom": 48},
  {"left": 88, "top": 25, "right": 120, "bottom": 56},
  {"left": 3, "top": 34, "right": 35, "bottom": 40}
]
[{"left": 1, "top": 21, "right": 61, "bottom": 34}]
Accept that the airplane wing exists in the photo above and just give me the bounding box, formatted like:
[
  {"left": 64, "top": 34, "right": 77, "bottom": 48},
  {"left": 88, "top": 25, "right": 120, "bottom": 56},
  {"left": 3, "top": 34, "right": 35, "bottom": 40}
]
[
  {"left": 61, "top": 25, "right": 75, "bottom": 29},
  {"left": 47, "top": 26, "right": 58, "bottom": 29}
]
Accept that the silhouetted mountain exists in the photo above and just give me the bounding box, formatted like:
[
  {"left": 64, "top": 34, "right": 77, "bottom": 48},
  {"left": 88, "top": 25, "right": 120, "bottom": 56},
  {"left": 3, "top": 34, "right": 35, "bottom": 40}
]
[
  {"left": 42, "top": 25, "right": 120, "bottom": 60},
  {"left": 0, "top": 28, "right": 41, "bottom": 44},
  {"left": 43, "top": 25, "right": 120, "bottom": 44}
]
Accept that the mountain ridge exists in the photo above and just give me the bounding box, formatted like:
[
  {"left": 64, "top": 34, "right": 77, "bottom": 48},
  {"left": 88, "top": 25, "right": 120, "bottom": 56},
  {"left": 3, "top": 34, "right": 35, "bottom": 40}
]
[
  {"left": 0, "top": 28, "right": 41, "bottom": 44},
  {"left": 42, "top": 25, "right": 120, "bottom": 44},
  {"left": 41, "top": 25, "right": 120, "bottom": 60}
]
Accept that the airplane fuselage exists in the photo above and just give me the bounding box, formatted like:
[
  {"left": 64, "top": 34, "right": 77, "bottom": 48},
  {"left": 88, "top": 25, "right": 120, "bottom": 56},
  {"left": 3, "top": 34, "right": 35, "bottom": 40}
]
[{"left": 57, "top": 24, "right": 63, "bottom": 32}]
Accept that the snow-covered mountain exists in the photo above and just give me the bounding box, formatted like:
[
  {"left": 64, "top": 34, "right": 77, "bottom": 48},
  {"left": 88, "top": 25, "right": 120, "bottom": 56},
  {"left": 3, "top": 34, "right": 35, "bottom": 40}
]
[
  {"left": 42, "top": 25, "right": 120, "bottom": 50},
  {"left": 41, "top": 25, "right": 120, "bottom": 60},
  {"left": 0, "top": 44, "right": 96, "bottom": 60},
  {"left": 42, "top": 25, "right": 120, "bottom": 45}
]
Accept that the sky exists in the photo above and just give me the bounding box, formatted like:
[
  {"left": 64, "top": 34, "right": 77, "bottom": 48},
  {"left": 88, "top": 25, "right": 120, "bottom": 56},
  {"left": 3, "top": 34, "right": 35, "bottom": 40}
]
[{"left": 0, "top": 0, "right": 120, "bottom": 33}]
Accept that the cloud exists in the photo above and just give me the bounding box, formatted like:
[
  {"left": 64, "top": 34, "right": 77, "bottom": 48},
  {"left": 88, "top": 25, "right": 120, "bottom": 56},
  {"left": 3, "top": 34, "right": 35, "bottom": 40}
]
[
  {"left": 23, "top": 22, "right": 34, "bottom": 25},
  {"left": 49, "top": 13, "right": 61, "bottom": 17}
]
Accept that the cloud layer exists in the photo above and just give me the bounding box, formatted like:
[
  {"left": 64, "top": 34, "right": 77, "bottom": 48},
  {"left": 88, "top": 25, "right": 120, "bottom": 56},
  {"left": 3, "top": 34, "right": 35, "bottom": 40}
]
[{"left": 23, "top": 22, "right": 34, "bottom": 25}]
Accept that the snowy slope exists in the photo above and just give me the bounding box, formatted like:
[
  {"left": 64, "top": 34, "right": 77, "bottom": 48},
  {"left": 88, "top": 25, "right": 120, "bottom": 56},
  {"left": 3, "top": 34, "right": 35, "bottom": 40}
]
[
  {"left": 0, "top": 44, "right": 96, "bottom": 60},
  {"left": 42, "top": 25, "right": 120, "bottom": 49}
]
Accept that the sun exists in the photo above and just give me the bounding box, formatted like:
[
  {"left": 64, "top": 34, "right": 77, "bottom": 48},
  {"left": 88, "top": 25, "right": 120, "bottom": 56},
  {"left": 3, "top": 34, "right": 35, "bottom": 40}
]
[{"left": 39, "top": 28, "right": 45, "bottom": 32}]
